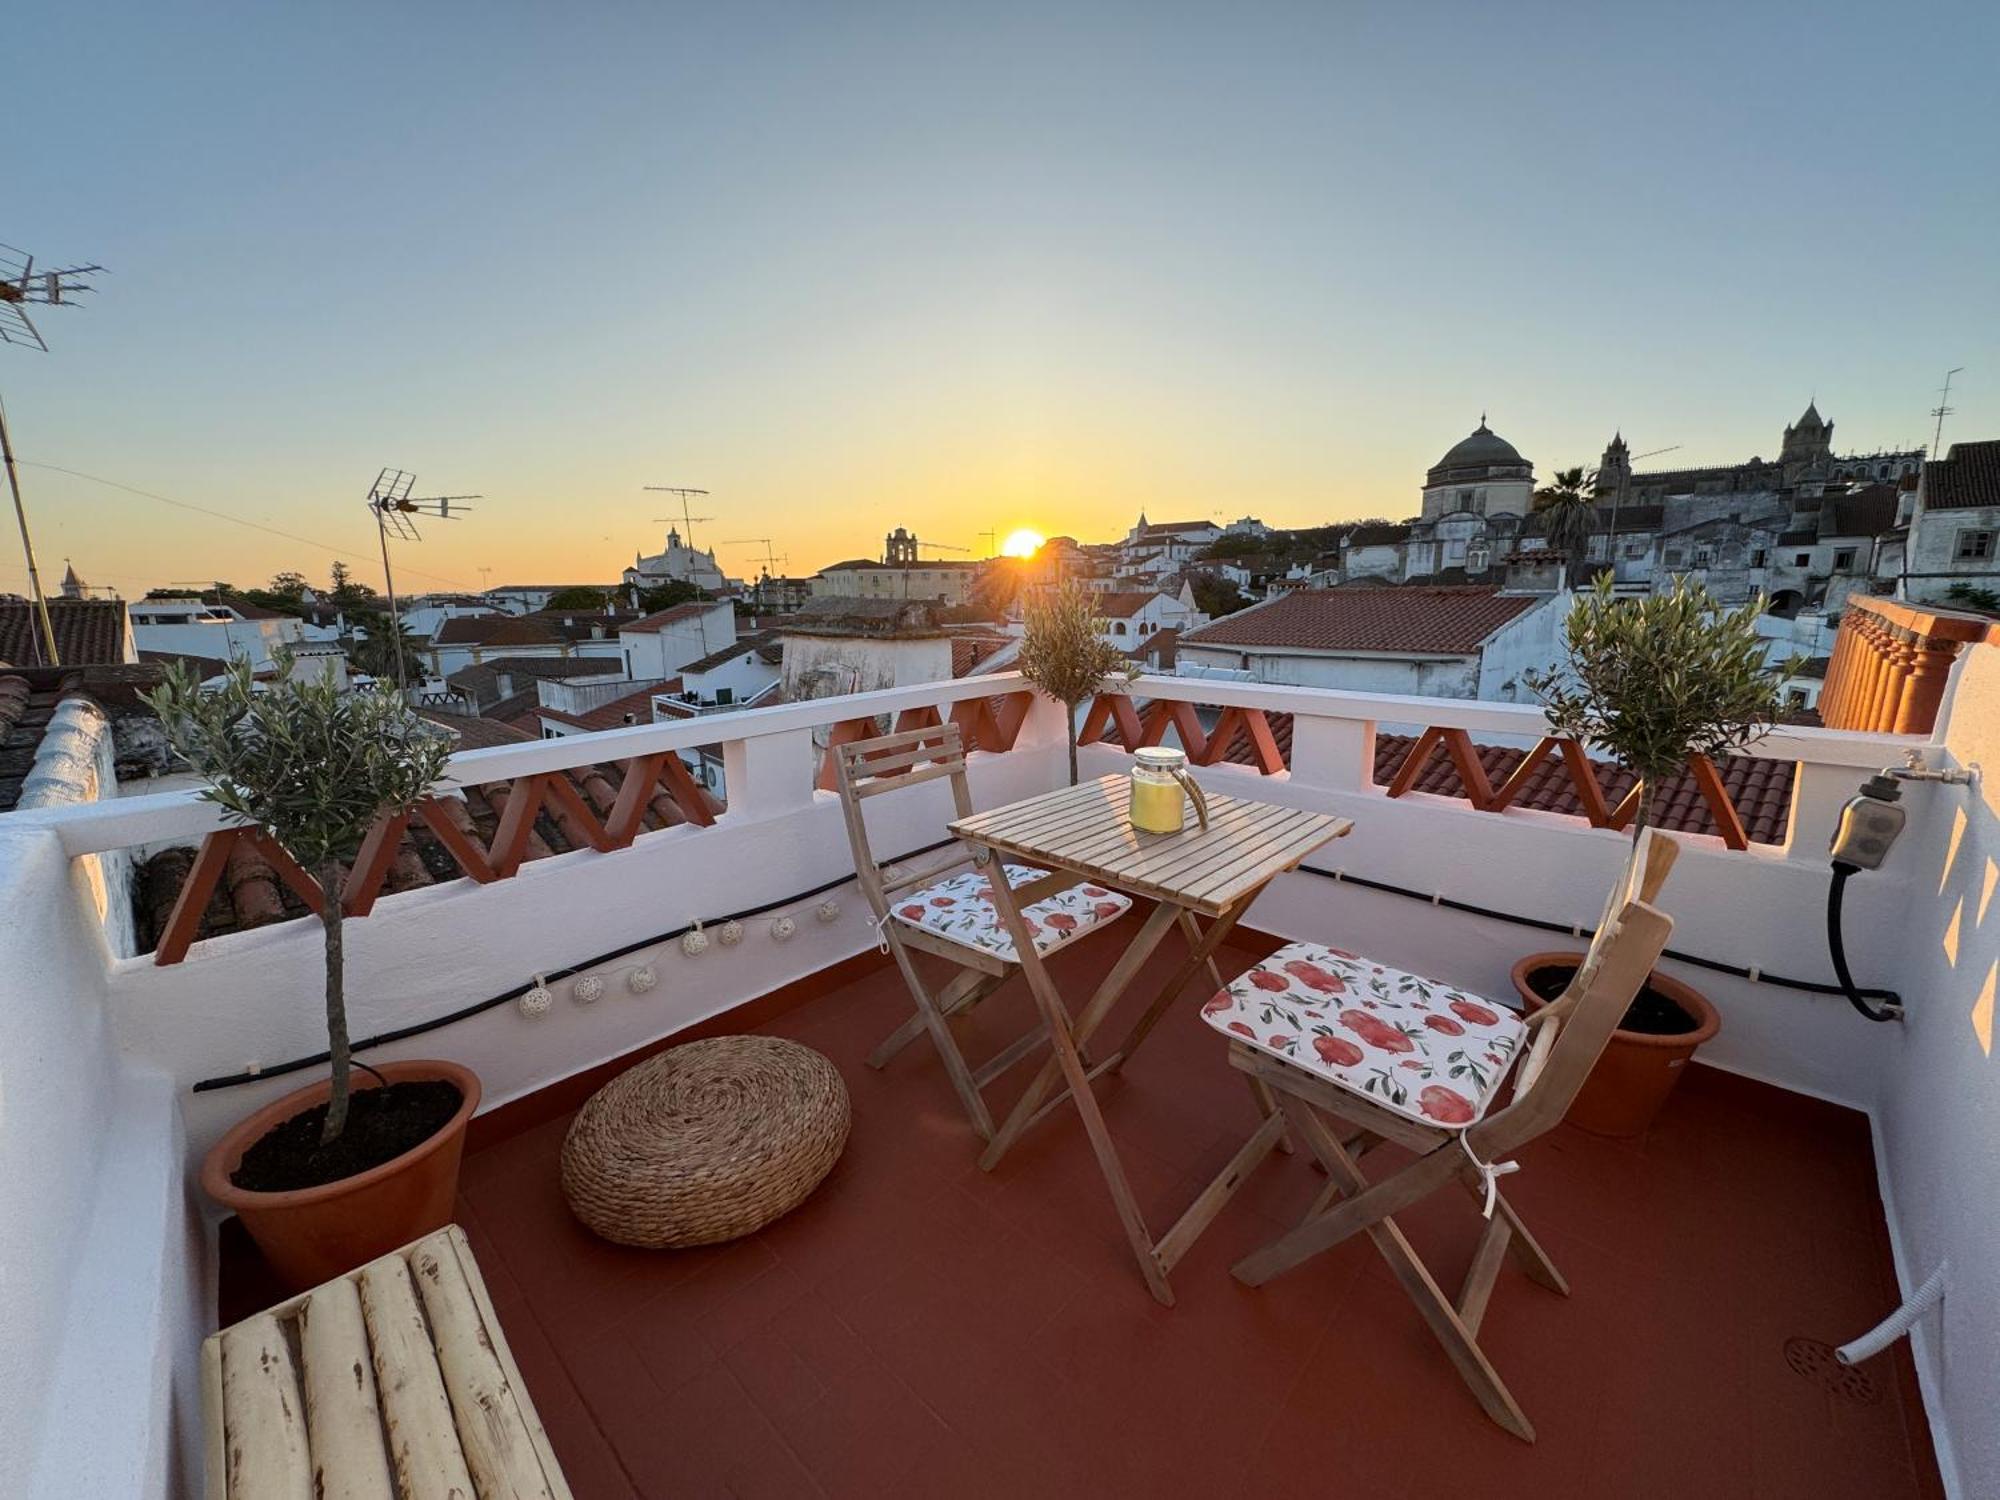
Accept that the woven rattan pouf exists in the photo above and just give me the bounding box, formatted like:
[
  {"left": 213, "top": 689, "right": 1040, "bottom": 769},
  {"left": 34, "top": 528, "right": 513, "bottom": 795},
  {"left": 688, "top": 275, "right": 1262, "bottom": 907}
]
[{"left": 560, "top": 1035, "right": 850, "bottom": 1249}]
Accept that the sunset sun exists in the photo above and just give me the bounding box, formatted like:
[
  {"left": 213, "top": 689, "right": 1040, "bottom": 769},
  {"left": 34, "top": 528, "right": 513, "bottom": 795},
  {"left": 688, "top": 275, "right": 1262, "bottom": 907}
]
[{"left": 999, "top": 528, "right": 1045, "bottom": 558}]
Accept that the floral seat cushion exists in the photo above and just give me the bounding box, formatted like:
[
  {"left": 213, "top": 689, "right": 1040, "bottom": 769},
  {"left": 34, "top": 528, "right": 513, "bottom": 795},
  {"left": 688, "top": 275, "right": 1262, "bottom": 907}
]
[
  {"left": 1200, "top": 941, "right": 1526, "bottom": 1129},
  {"left": 890, "top": 864, "right": 1132, "bottom": 964}
]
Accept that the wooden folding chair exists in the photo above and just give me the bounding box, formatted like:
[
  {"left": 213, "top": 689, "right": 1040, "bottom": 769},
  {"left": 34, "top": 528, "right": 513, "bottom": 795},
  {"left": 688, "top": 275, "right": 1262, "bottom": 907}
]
[
  {"left": 1180, "top": 830, "right": 1681, "bottom": 1441},
  {"left": 834, "top": 722, "right": 1134, "bottom": 1140}
]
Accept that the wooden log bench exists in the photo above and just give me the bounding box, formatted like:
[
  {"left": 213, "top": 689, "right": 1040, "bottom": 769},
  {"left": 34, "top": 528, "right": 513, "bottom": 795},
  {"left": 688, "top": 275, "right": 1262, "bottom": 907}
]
[{"left": 201, "top": 1224, "right": 573, "bottom": 1499}]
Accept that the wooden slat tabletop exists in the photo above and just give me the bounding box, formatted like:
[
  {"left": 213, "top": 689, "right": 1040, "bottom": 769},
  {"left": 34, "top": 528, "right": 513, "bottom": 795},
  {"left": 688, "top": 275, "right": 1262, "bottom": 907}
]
[{"left": 951, "top": 774, "right": 1350, "bottom": 917}]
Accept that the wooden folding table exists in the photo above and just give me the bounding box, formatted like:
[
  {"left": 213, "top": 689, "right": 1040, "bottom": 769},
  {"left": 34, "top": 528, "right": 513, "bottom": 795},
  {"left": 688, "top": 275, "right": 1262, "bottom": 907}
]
[{"left": 950, "top": 773, "right": 1350, "bottom": 1304}]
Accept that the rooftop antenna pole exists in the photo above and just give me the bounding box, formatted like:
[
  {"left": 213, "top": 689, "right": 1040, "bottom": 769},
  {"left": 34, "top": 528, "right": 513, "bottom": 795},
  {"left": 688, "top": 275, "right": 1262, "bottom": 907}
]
[
  {"left": 1930, "top": 367, "right": 1964, "bottom": 459},
  {"left": 365, "top": 469, "right": 479, "bottom": 690},
  {"left": 0, "top": 396, "right": 57, "bottom": 665},
  {"left": 642, "top": 485, "right": 713, "bottom": 548},
  {"left": 719, "top": 538, "right": 789, "bottom": 608},
  {"left": 0, "top": 242, "right": 105, "bottom": 667}
]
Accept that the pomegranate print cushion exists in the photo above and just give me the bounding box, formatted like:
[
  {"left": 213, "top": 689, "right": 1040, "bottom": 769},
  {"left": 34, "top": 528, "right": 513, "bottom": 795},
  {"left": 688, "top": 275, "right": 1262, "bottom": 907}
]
[
  {"left": 1199, "top": 941, "right": 1524, "bottom": 1129},
  {"left": 891, "top": 864, "right": 1132, "bottom": 964}
]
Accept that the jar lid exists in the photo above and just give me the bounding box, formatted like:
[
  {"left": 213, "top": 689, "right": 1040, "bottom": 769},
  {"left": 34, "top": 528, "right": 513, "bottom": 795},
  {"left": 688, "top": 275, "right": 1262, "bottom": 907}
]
[{"left": 1133, "top": 746, "right": 1187, "bottom": 768}]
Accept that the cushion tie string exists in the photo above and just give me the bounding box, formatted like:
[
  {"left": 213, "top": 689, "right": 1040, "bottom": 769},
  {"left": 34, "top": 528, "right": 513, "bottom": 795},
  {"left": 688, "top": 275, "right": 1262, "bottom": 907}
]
[
  {"left": 865, "top": 912, "right": 893, "bottom": 955},
  {"left": 1459, "top": 1135, "right": 1520, "bottom": 1220}
]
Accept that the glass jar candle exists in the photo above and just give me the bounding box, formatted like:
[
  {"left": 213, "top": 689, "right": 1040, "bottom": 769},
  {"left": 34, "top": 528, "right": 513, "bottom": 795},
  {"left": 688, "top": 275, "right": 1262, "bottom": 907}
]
[{"left": 1128, "top": 746, "right": 1209, "bottom": 834}]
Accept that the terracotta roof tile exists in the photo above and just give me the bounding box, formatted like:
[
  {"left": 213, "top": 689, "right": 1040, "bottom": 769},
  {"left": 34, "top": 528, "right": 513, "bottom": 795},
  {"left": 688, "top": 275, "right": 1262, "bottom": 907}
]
[
  {"left": 432, "top": 614, "right": 566, "bottom": 647},
  {"left": 622, "top": 603, "right": 718, "bottom": 633},
  {"left": 0, "top": 598, "right": 131, "bottom": 666},
  {"left": 1923, "top": 438, "right": 2000, "bottom": 512},
  {"left": 131, "top": 755, "right": 727, "bottom": 954},
  {"left": 1189, "top": 711, "right": 1791, "bottom": 845},
  {"left": 1181, "top": 587, "right": 1541, "bottom": 654},
  {"left": 1096, "top": 590, "right": 1168, "bottom": 618}
]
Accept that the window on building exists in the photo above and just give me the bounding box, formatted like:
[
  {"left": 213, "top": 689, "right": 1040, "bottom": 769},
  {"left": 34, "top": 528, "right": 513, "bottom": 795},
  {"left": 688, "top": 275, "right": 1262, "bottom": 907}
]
[
  {"left": 1786, "top": 688, "right": 1808, "bottom": 710},
  {"left": 1457, "top": 489, "right": 1475, "bottom": 511},
  {"left": 1663, "top": 548, "right": 1684, "bottom": 567},
  {"left": 1113, "top": 621, "right": 1127, "bottom": 635},
  {"left": 1750, "top": 549, "right": 1768, "bottom": 568},
  {"left": 1693, "top": 546, "right": 1715, "bottom": 567},
  {"left": 1466, "top": 544, "right": 1490, "bottom": 572},
  {"left": 1794, "top": 553, "right": 1812, "bottom": 567},
  {"left": 1834, "top": 548, "right": 1858, "bottom": 571},
  {"left": 1956, "top": 529, "right": 1994, "bottom": 561}
]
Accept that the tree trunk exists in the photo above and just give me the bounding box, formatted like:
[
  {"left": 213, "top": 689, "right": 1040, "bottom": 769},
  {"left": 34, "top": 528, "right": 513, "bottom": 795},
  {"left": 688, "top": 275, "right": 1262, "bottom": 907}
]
[
  {"left": 1066, "top": 713, "right": 1079, "bottom": 786},
  {"left": 319, "top": 861, "right": 352, "bottom": 1144}
]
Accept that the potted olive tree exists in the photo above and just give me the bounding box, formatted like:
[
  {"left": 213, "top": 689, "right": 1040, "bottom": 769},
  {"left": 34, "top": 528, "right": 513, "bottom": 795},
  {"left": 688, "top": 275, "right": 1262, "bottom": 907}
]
[
  {"left": 149, "top": 653, "right": 477, "bottom": 1289},
  {"left": 1018, "top": 581, "right": 1139, "bottom": 785},
  {"left": 1517, "top": 577, "right": 1788, "bottom": 1136}
]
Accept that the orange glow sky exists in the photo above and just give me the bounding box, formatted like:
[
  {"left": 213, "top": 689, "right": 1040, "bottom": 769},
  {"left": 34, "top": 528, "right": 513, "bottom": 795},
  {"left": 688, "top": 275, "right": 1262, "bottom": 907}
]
[{"left": 8, "top": 4, "right": 1995, "bottom": 601}]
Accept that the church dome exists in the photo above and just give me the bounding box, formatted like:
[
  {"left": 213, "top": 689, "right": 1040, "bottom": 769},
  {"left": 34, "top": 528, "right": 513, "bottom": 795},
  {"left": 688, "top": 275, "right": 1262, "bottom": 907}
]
[
  {"left": 1425, "top": 418, "right": 1533, "bottom": 488},
  {"left": 1437, "top": 421, "right": 1525, "bottom": 470}
]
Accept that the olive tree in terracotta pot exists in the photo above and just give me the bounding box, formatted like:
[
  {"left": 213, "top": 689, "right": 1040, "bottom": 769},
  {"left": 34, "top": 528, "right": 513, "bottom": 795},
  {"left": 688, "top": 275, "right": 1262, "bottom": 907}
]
[
  {"left": 1520, "top": 577, "right": 1789, "bottom": 1136},
  {"left": 1018, "top": 580, "right": 1139, "bottom": 785},
  {"left": 150, "top": 653, "right": 477, "bottom": 1289}
]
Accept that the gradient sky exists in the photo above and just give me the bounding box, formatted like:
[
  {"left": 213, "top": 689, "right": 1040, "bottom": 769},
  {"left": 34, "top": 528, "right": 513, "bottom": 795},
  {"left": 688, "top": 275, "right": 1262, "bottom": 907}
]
[{"left": 9, "top": 1, "right": 1998, "bottom": 599}]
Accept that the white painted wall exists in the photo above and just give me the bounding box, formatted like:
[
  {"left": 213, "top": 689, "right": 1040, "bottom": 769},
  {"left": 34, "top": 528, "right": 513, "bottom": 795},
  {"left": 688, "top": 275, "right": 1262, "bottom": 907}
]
[
  {"left": 1475, "top": 594, "right": 1568, "bottom": 702},
  {"left": 1175, "top": 641, "right": 1482, "bottom": 698},
  {"left": 1873, "top": 642, "right": 2000, "bottom": 1498},
  {"left": 0, "top": 825, "right": 203, "bottom": 1499},
  {"left": 621, "top": 602, "right": 736, "bottom": 680},
  {"left": 781, "top": 634, "right": 951, "bottom": 700}
]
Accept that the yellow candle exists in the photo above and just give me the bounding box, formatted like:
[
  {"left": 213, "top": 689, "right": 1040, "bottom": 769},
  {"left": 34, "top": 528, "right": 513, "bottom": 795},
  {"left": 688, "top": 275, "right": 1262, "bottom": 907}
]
[{"left": 1130, "top": 775, "right": 1185, "bottom": 833}]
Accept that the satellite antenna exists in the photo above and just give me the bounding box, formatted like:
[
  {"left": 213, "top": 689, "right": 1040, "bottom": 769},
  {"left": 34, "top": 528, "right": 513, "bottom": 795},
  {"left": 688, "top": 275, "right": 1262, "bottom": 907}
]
[
  {"left": 365, "top": 468, "right": 479, "bottom": 689},
  {"left": 0, "top": 241, "right": 105, "bottom": 667},
  {"left": 643, "top": 485, "right": 712, "bottom": 547}
]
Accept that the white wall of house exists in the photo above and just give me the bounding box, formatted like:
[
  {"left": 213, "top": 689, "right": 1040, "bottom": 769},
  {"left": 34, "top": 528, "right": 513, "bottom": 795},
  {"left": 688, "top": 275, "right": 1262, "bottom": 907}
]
[
  {"left": 1874, "top": 642, "right": 2000, "bottom": 1499},
  {"left": 682, "top": 649, "right": 780, "bottom": 706},
  {"left": 129, "top": 606, "right": 300, "bottom": 670},
  {"left": 1099, "top": 592, "right": 1199, "bottom": 648},
  {"left": 620, "top": 602, "right": 736, "bottom": 680},
  {"left": 1473, "top": 594, "right": 1568, "bottom": 702},
  {"left": 780, "top": 634, "right": 951, "bottom": 699},
  {"left": 1175, "top": 641, "right": 1483, "bottom": 698},
  {"left": 1904, "top": 504, "right": 2000, "bottom": 604}
]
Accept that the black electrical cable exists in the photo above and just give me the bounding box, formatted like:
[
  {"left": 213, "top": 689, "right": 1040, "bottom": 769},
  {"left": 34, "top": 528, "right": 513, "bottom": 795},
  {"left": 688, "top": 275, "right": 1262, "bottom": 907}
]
[
  {"left": 1290, "top": 864, "right": 1904, "bottom": 1010},
  {"left": 188, "top": 836, "right": 959, "bottom": 1094},
  {"left": 190, "top": 839, "right": 1905, "bottom": 1095},
  {"left": 1825, "top": 862, "right": 1903, "bottom": 1022}
]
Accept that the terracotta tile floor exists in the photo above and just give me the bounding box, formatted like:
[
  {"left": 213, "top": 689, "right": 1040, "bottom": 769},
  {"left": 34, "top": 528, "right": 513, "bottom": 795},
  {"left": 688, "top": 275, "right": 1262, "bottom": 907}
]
[{"left": 224, "top": 926, "right": 1945, "bottom": 1499}]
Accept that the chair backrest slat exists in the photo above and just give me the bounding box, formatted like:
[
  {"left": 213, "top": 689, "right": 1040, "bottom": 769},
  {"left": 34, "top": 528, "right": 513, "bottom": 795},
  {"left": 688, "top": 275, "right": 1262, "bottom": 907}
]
[
  {"left": 1472, "top": 831, "right": 1678, "bottom": 1158},
  {"left": 833, "top": 723, "right": 974, "bottom": 922}
]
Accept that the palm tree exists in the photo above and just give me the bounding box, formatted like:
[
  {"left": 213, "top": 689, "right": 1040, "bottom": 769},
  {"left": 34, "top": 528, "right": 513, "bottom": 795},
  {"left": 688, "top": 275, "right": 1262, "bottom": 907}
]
[
  {"left": 1533, "top": 467, "right": 1598, "bottom": 589},
  {"left": 347, "top": 612, "right": 419, "bottom": 684}
]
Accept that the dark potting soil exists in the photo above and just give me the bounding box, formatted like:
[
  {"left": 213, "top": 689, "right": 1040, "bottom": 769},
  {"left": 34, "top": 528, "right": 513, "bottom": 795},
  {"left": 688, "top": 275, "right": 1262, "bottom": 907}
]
[
  {"left": 230, "top": 1080, "right": 463, "bottom": 1193},
  {"left": 1525, "top": 963, "right": 1700, "bottom": 1038}
]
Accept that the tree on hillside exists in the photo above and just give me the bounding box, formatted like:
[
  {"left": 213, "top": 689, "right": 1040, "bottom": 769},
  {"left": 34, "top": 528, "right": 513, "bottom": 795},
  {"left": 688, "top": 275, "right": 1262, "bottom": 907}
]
[
  {"left": 546, "top": 585, "right": 616, "bottom": 611},
  {"left": 1532, "top": 467, "right": 1598, "bottom": 589},
  {"left": 328, "top": 561, "right": 379, "bottom": 607},
  {"left": 1189, "top": 573, "right": 1249, "bottom": 618},
  {"left": 637, "top": 579, "right": 708, "bottom": 614}
]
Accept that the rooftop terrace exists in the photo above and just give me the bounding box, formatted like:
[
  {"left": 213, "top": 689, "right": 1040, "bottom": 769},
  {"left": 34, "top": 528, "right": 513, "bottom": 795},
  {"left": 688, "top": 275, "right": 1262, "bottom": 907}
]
[{"left": 2, "top": 598, "right": 1994, "bottom": 1496}]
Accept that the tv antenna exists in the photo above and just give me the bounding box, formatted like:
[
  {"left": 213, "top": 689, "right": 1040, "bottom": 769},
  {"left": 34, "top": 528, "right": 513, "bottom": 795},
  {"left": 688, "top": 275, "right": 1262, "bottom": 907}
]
[
  {"left": 643, "top": 485, "right": 712, "bottom": 547},
  {"left": 720, "top": 537, "right": 790, "bottom": 606},
  {"left": 978, "top": 529, "right": 997, "bottom": 556},
  {"left": 1931, "top": 367, "right": 1965, "bottom": 459},
  {"left": 0, "top": 243, "right": 105, "bottom": 667},
  {"left": 365, "top": 468, "right": 479, "bottom": 689}
]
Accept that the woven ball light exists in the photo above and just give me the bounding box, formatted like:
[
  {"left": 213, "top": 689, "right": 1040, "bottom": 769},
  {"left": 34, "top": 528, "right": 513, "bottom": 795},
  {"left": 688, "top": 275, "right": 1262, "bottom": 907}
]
[{"left": 560, "top": 1036, "right": 849, "bottom": 1249}]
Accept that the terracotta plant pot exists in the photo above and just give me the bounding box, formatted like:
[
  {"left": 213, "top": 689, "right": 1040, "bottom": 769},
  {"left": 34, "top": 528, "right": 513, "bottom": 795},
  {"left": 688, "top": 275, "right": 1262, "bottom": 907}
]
[
  {"left": 1510, "top": 953, "right": 1719, "bottom": 1138},
  {"left": 201, "top": 1058, "right": 481, "bottom": 1291}
]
